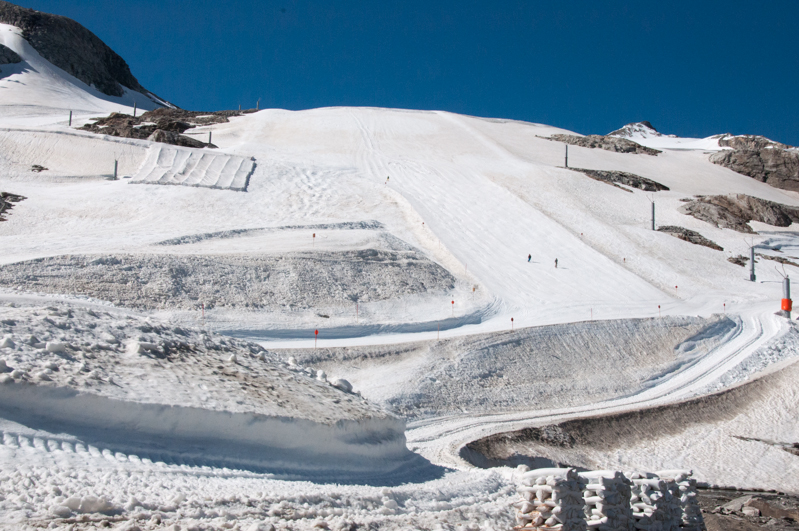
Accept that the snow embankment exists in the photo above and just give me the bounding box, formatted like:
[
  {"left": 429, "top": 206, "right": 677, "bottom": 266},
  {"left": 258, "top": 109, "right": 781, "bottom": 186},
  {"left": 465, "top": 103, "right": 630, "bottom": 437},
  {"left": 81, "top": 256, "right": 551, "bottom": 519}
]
[
  {"left": 464, "top": 350, "right": 799, "bottom": 492},
  {"left": 0, "top": 302, "right": 422, "bottom": 481},
  {"left": 130, "top": 144, "right": 255, "bottom": 191},
  {"left": 287, "top": 315, "right": 734, "bottom": 419}
]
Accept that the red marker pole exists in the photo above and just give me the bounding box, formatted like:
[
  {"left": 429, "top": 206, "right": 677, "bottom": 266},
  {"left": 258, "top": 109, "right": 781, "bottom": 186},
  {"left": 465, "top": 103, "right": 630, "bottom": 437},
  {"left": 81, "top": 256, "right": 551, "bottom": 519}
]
[
  {"left": 723, "top": 302, "right": 726, "bottom": 313},
  {"left": 511, "top": 317, "right": 514, "bottom": 331},
  {"left": 658, "top": 305, "right": 661, "bottom": 318},
  {"left": 451, "top": 300, "right": 454, "bottom": 317},
  {"left": 312, "top": 233, "right": 316, "bottom": 247},
  {"left": 314, "top": 329, "right": 318, "bottom": 349}
]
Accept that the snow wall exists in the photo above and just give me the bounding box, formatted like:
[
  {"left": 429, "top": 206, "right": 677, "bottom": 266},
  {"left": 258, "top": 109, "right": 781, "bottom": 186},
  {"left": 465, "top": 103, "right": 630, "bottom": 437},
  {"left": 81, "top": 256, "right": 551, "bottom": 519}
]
[{"left": 0, "top": 382, "right": 429, "bottom": 483}]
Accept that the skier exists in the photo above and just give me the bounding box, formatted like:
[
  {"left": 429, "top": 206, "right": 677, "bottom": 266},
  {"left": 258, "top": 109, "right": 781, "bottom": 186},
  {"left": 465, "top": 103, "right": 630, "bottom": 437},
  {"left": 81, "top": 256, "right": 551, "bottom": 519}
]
[
  {"left": 528, "top": 254, "right": 531, "bottom": 262},
  {"left": 385, "top": 176, "right": 390, "bottom": 184},
  {"left": 555, "top": 258, "right": 558, "bottom": 268}
]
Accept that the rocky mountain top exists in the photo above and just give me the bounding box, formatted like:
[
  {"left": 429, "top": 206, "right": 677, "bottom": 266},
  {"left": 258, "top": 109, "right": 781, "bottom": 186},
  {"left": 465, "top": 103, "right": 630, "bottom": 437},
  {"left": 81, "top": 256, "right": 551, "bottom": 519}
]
[
  {"left": 679, "top": 194, "right": 799, "bottom": 233},
  {"left": 607, "top": 121, "right": 675, "bottom": 139},
  {"left": 0, "top": 0, "right": 165, "bottom": 103},
  {"left": 548, "top": 134, "right": 661, "bottom": 155},
  {"left": 0, "top": 42, "right": 20, "bottom": 64}
]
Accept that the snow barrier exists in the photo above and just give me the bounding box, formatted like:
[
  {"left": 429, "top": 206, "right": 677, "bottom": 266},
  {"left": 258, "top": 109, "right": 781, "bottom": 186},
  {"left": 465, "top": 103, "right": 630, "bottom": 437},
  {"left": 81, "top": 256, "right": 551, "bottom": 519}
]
[
  {"left": 130, "top": 145, "right": 255, "bottom": 191},
  {"left": 0, "top": 382, "right": 431, "bottom": 484},
  {"left": 514, "top": 468, "right": 704, "bottom": 531}
]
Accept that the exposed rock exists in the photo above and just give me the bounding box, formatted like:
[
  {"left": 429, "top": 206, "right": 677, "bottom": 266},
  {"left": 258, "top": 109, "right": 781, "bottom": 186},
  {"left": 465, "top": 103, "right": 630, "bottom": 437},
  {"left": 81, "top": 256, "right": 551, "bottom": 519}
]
[
  {"left": 710, "top": 147, "right": 799, "bottom": 192},
  {"left": 756, "top": 253, "right": 799, "bottom": 269},
  {"left": 717, "top": 134, "right": 791, "bottom": 151},
  {"left": 548, "top": 134, "right": 661, "bottom": 155},
  {"left": 0, "top": 0, "right": 167, "bottom": 103},
  {"left": 30, "top": 164, "right": 47, "bottom": 172},
  {"left": 679, "top": 194, "right": 799, "bottom": 233},
  {"left": 0, "top": 192, "right": 25, "bottom": 221},
  {"left": 80, "top": 108, "right": 255, "bottom": 148},
  {"left": 0, "top": 42, "right": 21, "bottom": 64},
  {"left": 727, "top": 255, "right": 749, "bottom": 267},
  {"left": 572, "top": 168, "right": 669, "bottom": 192},
  {"left": 657, "top": 226, "right": 723, "bottom": 251},
  {"left": 148, "top": 129, "right": 212, "bottom": 149}
]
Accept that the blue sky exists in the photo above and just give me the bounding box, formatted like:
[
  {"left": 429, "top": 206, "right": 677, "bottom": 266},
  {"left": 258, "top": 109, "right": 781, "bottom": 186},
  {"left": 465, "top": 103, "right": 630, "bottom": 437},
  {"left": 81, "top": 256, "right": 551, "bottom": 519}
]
[{"left": 15, "top": 0, "right": 799, "bottom": 145}]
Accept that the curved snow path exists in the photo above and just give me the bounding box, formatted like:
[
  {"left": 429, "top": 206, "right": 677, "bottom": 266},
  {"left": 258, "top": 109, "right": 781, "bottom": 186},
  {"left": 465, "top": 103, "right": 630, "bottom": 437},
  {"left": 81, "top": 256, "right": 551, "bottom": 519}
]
[{"left": 405, "top": 304, "right": 786, "bottom": 470}]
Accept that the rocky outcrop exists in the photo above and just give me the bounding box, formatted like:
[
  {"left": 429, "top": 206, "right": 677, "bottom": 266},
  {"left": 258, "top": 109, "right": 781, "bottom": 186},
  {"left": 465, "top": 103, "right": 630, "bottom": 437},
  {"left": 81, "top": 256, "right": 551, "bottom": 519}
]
[
  {"left": 548, "top": 134, "right": 661, "bottom": 155},
  {"left": 79, "top": 108, "right": 258, "bottom": 148},
  {"left": 573, "top": 168, "right": 669, "bottom": 192},
  {"left": 0, "top": 42, "right": 21, "bottom": 64},
  {"left": 657, "top": 226, "right": 723, "bottom": 251},
  {"left": 717, "top": 134, "right": 791, "bottom": 151},
  {"left": 0, "top": 192, "right": 25, "bottom": 221},
  {"left": 0, "top": 0, "right": 166, "bottom": 103},
  {"left": 679, "top": 194, "right": 799, "bottom": 233},
  {"left": 710, "top": 147, "right": 799, "bottom": 192}
]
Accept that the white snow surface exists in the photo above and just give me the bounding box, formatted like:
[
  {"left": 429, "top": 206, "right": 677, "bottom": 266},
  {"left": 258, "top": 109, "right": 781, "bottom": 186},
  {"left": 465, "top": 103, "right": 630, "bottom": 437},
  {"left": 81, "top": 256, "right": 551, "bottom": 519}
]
[
  {"left": 1, "top": 32, "right": 799, "bottom": 527},
  {"left": 131, "top": 144, "right": 255, "bottom": 191}
]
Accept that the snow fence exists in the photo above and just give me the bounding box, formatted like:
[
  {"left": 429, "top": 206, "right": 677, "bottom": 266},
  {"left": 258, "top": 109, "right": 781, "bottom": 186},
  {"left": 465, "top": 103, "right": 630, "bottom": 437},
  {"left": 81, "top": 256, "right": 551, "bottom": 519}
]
[
  {"left": 130, "top": 145, "right": 255, "bottom": 191},
  {"left": 514, "top": 468, "right": 704, "bottom": 531}
]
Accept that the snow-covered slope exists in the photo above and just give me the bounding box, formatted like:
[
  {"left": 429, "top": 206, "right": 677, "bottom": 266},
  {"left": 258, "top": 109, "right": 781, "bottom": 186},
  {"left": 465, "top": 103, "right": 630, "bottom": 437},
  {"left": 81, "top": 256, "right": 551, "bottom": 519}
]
[
  {"left": 0, "top": 23, "right": 158, "bottom": 123},
  {"left": 608, "top": 121, "right": 727, "bottom": 151}
]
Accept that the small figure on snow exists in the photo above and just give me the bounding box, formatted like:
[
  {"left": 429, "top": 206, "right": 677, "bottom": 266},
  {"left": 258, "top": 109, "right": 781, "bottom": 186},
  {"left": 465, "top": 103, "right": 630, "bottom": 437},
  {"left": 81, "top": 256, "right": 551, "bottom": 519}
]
[
  {"left": 385, "top": 176, "right": 390, "bottom": 184},
  {"left": 528, "top": 254, "right": 531, "bottom": 262},
  {"left": 554, "top": 258, "right": 558, "bottom": 268}
]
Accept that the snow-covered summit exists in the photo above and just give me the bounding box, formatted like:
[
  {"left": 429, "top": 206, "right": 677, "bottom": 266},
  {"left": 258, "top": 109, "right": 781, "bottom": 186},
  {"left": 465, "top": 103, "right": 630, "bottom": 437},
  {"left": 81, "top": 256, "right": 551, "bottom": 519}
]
[{"left": 607, "top": 121, "right": 667, "bottom": 140}]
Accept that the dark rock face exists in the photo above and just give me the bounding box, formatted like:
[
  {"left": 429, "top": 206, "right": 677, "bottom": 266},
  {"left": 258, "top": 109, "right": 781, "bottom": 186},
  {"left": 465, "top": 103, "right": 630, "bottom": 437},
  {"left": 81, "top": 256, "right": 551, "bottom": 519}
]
[
  {"left": 549, "top": 134, "right": 661, "bottom": 156},
  {"left": 679, "top": 194, "right": 799, "bottom": 233},
  {"left": 0, "top": 42, "right": 21, "bottom": 64},
  {"left": 710, "top": 148, "right": 799, "bottom": 192},
  {"left": 0, "top": 0, "right": 164, "bottom": 102},
  {"left": 0, "top": 192, "right": 25, "bottom": 221},
  {"left": 572, "top": 168, "right": 669, "bottom": 192},
  {"left": 657, "top": 225, "right": 723, "bottom": 251},
  {"left": 78, "top": 108, "right": 259, "bottom": 148}
]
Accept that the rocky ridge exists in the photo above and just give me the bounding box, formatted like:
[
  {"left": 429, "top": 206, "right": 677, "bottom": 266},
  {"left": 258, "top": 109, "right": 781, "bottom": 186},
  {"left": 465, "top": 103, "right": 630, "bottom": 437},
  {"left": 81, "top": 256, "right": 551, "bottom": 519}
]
[
  {"left": 710, "top": 142, "right": 799, "bottom": 192},
  {"left": 0, "top": 0, "right": 166, "bottom": 103},
  {"left": 80, "top": 108, "right": 256, "bottom": 149},
  {"left": 679, "top": 194, "right": 799, "bottom": 234},
  {"left": 657, "top": 226, "right": 723, "bottom": 251},
  {"left": 572, "top": 168, "right": 669, "bottom": 192},
  {"left": 548, "top": 134, "right": 661, "bottom": 155}
]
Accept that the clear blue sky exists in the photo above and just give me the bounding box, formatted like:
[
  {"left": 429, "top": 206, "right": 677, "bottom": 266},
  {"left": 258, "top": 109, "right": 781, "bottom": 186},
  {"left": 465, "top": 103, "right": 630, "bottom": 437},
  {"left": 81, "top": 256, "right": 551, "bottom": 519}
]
[{"left": 15, "top": 0, "right": 799, "bottom": 145}]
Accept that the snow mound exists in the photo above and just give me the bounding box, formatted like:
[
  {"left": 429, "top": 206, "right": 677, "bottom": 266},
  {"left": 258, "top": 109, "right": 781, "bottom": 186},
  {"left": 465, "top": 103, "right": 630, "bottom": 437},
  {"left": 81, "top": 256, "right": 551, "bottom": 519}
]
[
  {"left": 130, "top": 145, "right": 255, "bottom": 191},
  {"left": 0, "top": 302, "right": 423, "bottom": 481}
]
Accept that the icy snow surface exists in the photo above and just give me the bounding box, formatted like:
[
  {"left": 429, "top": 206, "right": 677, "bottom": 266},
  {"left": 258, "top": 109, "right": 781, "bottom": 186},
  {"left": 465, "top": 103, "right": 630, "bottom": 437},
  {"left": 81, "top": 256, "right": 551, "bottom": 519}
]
[{"left": 1, "top": 24, "right": 799, "bottom": 527}]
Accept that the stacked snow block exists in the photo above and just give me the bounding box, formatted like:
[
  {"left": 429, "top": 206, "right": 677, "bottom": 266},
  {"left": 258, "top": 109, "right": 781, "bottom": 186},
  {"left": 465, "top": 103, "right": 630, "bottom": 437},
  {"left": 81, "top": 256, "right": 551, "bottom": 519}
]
[
  {"left": 655, "top": 470, "right": 704, "bottom": 531},
  {"left": 579, "top": 471, "right": 635, "bottom": 531},
  {"left": 515, "top": 467, "right": 588, "bottom": 531},
  {"left": 629, "top": 473, "right": 680, "bottom": 531}
]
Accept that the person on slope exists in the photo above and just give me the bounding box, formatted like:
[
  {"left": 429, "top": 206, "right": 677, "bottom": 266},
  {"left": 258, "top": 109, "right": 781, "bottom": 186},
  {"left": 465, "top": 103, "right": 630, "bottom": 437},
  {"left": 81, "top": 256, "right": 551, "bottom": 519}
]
[
  {"left": 528, "top": 254, "right": 531, "bottom": 262},
  {"left": 555, "top": 258, "right": 558, "bottom": 268}
]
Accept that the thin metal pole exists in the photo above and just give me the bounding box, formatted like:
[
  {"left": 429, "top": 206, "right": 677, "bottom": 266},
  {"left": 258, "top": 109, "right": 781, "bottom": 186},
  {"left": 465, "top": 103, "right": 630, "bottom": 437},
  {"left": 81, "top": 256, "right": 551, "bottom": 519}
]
[
  {"left": 209, "top": 131, "right": 212, "bottom": 144},
  {"left": 750, "top": 247, "right": 756, "bottom": 282},
  {"left": 784, "top": 277, "right": 791, "bottom": 300},
  {"left": 133, "top": 101, "right": 137, "bottom": 118},
  {"left": 68, "top": 111, "right": 72, "bottom": 126},
  {"left": 651, "top": 202, "right": 655, "bottom": 230},
  {"left": 565, "top": 145, "right": 568, "bottom": 168},
  {"left": 113, "top": 160, "right": 118, "bottom": 180}
]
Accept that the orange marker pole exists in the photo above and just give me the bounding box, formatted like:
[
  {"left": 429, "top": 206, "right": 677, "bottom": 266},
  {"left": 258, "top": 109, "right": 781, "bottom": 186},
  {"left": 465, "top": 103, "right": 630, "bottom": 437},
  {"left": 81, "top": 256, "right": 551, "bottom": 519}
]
[{"left": 314, "top": 329, "right": 318, "bottom": 349}]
